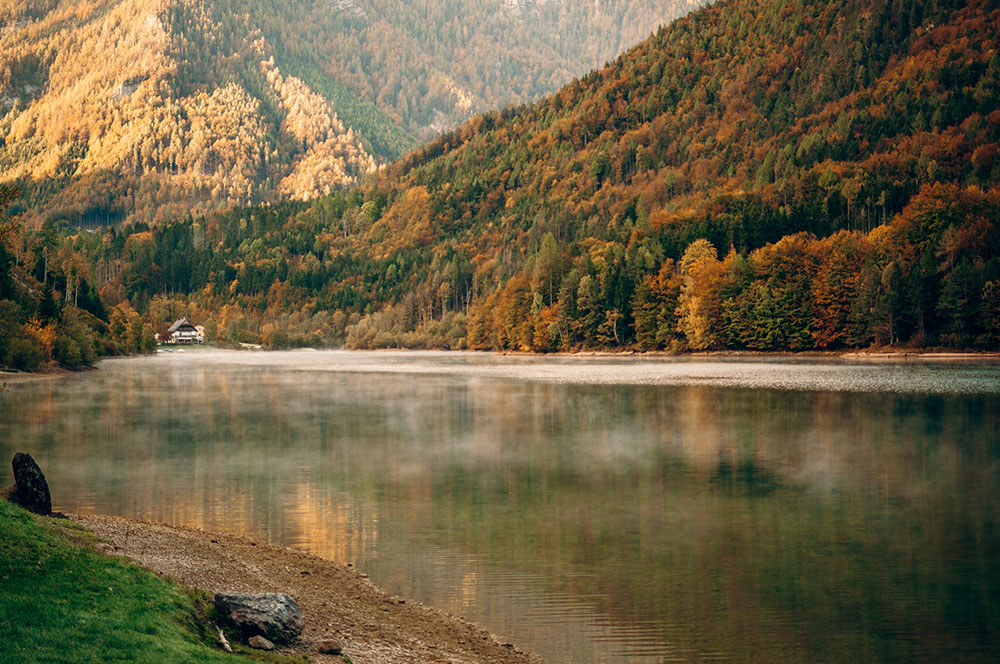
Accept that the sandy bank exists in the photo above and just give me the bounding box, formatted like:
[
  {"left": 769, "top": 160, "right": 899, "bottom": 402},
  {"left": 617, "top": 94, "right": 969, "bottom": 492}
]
[
  {"left": 0, "top": 368, "right": 82, "bottom": 385},
  {"left": 74, "top": 514, "right": 541, "bottom": 664}
]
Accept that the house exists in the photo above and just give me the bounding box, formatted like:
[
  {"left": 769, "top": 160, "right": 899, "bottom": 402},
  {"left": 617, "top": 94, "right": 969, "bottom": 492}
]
[{"left": 163, "top": 318, "right": 204, "bottom": 344}]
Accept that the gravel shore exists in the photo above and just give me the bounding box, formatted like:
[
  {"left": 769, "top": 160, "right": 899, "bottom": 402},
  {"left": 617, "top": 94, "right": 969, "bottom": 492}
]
[{"left": 75, "top": 514, "right": 541, "bottom": 664}]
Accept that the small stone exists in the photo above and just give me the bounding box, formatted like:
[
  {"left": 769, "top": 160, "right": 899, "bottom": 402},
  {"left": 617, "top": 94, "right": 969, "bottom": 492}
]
[
  {"left": 8, "top": 453, "right": 52, "bottom": 515},
  {"left": 248, "top": 635, "right": 275, "bottom": 651},
  {"left": 317, "top": 640, "right": 343, "bottom": 655}
]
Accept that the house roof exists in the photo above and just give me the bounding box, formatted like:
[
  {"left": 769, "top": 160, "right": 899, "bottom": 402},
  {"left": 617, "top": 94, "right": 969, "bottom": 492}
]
[{"left": 167, "top": 318, "right": 194, "bottom": 334}]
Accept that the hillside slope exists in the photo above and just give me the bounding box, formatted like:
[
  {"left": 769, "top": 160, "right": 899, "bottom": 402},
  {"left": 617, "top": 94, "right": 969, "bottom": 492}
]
[
  {"left": 346, "top": 0, "right": 1000, "bottom": 350},
  {"left": 7, "top": 0, "right": 1000, "bottom": 359},
  {"left": 1, "top": 0, "right": 380, "bottom": 226},
  {"left": 0, "top": 0, "right": 700, "bottom": 227}
]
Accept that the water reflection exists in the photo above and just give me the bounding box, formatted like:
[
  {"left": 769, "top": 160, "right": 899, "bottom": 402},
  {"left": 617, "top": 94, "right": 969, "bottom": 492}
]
[{"left": 2, "top": 351, "right": 999, "bottom": 663}]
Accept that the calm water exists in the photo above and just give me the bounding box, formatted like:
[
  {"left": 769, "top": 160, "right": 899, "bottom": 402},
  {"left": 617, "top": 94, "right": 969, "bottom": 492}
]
[{"left": 2, "top": 350, "right": 1000, "bottom": 663}]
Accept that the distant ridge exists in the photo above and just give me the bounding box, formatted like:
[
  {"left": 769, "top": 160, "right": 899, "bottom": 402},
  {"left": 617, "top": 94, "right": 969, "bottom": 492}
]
[{"left": 0, "top": 0, "right": 700, "bottom": 227}]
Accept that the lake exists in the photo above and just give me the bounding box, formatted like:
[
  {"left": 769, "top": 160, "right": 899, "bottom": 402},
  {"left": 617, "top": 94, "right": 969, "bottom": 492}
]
[{"left": 2, "top": 350, "right": 999, "bottom": 663}]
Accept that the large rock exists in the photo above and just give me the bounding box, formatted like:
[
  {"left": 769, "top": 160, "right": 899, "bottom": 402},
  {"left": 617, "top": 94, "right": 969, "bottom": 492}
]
[
  {"left": 214, "top": 592, "right": 303, "bottom": 646},
  {"left": 9, "top": 453, "right": 52, "bottom": 515}
]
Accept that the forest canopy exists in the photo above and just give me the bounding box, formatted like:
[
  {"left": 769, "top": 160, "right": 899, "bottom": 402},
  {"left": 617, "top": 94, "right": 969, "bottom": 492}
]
[{"left": 3, "top": 0, "right": 1000, "bottom": 369}]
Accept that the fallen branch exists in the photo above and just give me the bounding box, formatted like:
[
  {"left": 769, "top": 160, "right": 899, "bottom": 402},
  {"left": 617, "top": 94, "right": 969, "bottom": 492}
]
[{"left": 212, "top": 623, "right": 233, "bottom": 652}]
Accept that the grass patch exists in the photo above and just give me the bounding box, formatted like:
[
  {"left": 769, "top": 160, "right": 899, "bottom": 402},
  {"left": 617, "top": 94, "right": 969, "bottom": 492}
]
[{"left": 0, "top": 500, "right": 307, "bottom": 663}]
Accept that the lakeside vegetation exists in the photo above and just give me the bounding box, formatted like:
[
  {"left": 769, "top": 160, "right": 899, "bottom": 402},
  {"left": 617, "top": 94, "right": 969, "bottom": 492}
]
[
  {"left": 0, "top": 498, "right": 300, "bottom": 664},
  {"left": 0, "top": 184, "right": 120, "bottom": 372}
]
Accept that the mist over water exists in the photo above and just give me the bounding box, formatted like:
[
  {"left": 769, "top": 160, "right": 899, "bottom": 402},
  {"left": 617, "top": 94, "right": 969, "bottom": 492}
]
[{"left": 3, "top": 350, "right": 999, "bottom": 663}]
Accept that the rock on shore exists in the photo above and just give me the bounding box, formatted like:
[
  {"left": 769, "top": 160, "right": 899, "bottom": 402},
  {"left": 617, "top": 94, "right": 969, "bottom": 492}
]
[
  {"left": 214, "top": 592, "right": 303, "bottom": 646},
  {"left": 8, "top": 452, "right": 52, "bottom": 515}
]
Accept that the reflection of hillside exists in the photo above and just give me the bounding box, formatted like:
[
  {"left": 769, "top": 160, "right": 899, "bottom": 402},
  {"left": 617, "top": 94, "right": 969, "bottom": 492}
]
[
  {"left": 4, "top": 360, "right": 997, "bottom": 525},
  {"left": 408, "top": 384, "right": 1000, "bottom": 662},
  {"left": 0, "top": 356, "right": 997, "bottom": 663}
]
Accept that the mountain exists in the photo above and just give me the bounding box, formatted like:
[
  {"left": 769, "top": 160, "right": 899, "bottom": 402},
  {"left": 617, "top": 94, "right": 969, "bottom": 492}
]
[
  {"left": 0, "top": 0, "right": 701, "bottom": 227},
  {"left": 338, "top": 0, "right": 1000, "bottom": 350},
  {"left": 4, "top": 0, "right": 1000, "bottom": 369}
]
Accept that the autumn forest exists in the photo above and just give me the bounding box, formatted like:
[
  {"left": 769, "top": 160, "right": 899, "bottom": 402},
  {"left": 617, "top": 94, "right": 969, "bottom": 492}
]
[{"left": 2, "top": 0, "right": 1000, "bottom": 370}]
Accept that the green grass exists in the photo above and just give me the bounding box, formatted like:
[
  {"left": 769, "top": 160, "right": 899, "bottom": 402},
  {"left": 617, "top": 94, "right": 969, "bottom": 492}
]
[{"left": 0, "top": 499, "right": 307, "bottom": 663}]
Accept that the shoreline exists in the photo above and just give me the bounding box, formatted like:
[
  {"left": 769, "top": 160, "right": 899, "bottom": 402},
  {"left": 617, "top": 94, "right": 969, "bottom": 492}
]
[
  {"left": 73, "top": 513, "right": 541, "bottom": 664},
  {"left": 5, "top": 346, "right": 998, "bottom": 386},
  {"left": 0, "top": 367, "right": 85, "bottom": 384},
  {"left": 552, "top": 348, "right": 1000, "bottom": 361}
]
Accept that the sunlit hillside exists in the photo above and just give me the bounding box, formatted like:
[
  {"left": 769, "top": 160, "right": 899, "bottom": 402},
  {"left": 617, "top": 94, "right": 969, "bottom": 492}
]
[{"left": 0, "top": 0, "right": 701, "bottom": 226}]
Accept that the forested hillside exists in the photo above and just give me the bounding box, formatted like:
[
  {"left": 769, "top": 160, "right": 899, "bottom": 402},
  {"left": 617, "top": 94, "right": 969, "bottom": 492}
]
[
  {"left": 4, "top": 0, "right": 1000, "bottom": 367},
  {"left": 0, "top": 0, "right": 699, "bottom": 228},
  {"left": 0, "top": 184, "right": 119, "bottom": 372}
]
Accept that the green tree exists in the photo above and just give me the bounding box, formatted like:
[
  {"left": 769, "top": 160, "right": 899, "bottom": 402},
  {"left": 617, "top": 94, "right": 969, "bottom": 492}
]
[
  {"left": 532, "top": 232, "right": 563, "bottom": 305},
  {"left": 937, "top": 258, "right": 976, "bottom": 345},
  {"left": 981, "top": 281, "right": 1000, "bottom": 346}
]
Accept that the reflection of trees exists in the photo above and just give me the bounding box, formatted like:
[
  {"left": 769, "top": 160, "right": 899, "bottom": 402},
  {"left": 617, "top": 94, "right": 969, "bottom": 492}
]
[
  {"left": 415, "top": 383, "right": 1000, "bottom": 663},
  {"left": 1, "top": 360, "right": 998, "bottom": 662}
]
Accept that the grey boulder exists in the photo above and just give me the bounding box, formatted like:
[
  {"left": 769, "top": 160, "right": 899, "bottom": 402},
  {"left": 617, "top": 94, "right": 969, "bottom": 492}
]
[{"left": 214, "top": 592, "right": 304, "bottom": 646}]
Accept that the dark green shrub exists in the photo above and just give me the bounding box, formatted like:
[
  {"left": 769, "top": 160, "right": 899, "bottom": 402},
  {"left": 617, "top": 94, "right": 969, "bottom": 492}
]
[
  {"left": 8, "top": 337, "right": 43, "bottom": 371},
  {"left": 53, "top": 334, "right": 83, "bottom": 369}
]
